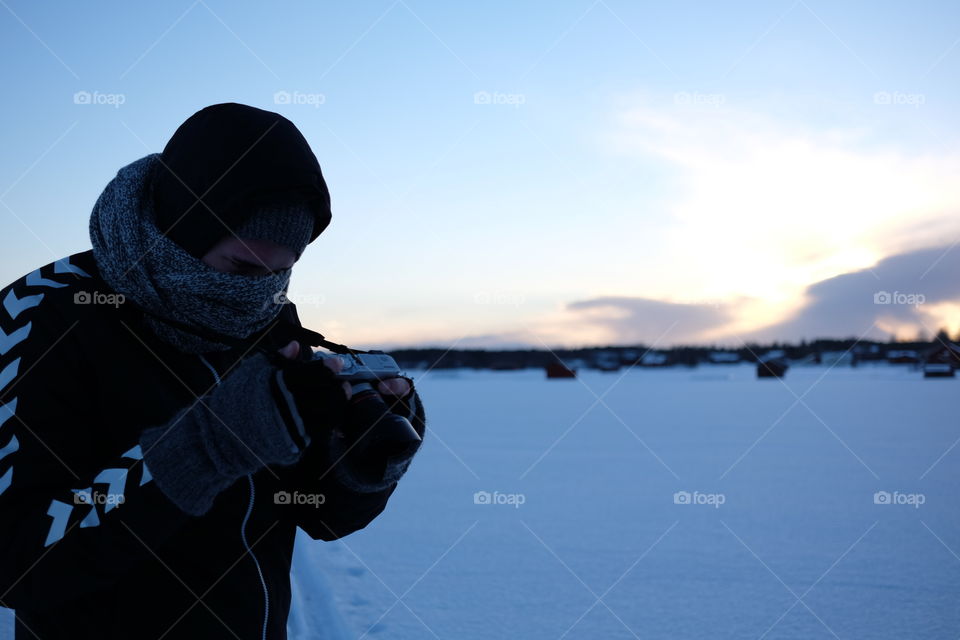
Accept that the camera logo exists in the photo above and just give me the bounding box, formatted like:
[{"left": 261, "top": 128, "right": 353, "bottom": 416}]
[
  {"left": 473, "top": 90, "right": 525, "bottom": 108},
  {"left": 873, "top": 291, "right": 925, "bottom": 307},
  {"left": 473, "top": 490, "right": 525, "bottom": 508},
  {"left": 673, "top": 91, "right": 726, "bottom": 108},
  {"left": 273, "top": 291, "right": 325, "bottom": 306},
  {"left": 473, "top": 291, "right": 525, "bottom": 306},
  {"left": 873, "top": 91, "right": 925, "bottom": 107},
  {"left": 74, "top": 290, "right": 125, "bottom": 308},
  {"left": 73, "top": 90, "right": 125, "bottom": 108},
  {"left": 73, "top": 489, "right": 125, "bottom": 507},
  {"left": 273, "top": 90, "right": 325, "bottom": 108},
  {"left": 274, "top": 491, "right": 325, "bottom": 507},
  {"left": 873, "top": 490, "right": 924, "bottom": 508},
  {"left": 673, "top": 490, "right": 725, "bottom": 508}
]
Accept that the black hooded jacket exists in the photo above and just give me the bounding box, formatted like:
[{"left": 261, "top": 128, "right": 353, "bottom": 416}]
[
  {"left": 0, "top": 250, "right": 423, "bottom": 639},
  {"left": 0, "top": 104, "right": 424, "bottom": 638}
]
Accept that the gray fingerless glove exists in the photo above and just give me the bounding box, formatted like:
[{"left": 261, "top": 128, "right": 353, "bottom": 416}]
[{"left": 139, "top": 352, "right": 310, "bottom": 516}]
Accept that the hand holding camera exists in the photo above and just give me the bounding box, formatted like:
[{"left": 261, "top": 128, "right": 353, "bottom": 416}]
[
  {"left": 276, "top": 342, "right": 423, "bottom": 487},
  {"left": 276, "top": 341, "right": 412, "bottom": 400}
]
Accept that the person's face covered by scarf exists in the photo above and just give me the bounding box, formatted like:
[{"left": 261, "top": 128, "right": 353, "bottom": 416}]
[
  {"left": 175, "top": 200, "right": 315, "bottom": 340},
  {"left": 88, "top": 164, "right": 317, "bottom": 354},
  {"left": 89, "top": 103, "right": 332, "bottom": 354},
  {"left": 182, "top": 202, "right": 313, "bottom": 344}
]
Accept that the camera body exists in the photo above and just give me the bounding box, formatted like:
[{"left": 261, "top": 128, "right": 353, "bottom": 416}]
[
  {"left": 312, "top": 349, "right": 403, "bottom": 382},
  {"left": 310, "top": 349, "right": 421, "bottom": 474}
]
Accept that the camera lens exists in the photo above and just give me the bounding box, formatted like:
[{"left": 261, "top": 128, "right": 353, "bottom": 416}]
[{"left": 344, "top": 384, "right": 422, "bottom": 477}]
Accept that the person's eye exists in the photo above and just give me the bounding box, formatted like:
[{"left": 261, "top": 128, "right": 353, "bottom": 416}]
[
  {"left": 229, "top": 257, "right": 287, "bottom": 276},
  {"left": 229, "top": 257, "right": 262, "bottom": 273}
]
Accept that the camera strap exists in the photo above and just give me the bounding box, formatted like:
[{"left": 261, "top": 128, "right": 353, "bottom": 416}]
[
  {"left": 289, "top": 325, "right": 365, "bottom": 356},
  {"left": 124, "top": 300, "right": 369, "bottom": 357}
]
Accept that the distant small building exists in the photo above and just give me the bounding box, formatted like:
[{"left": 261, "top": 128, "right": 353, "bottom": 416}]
[
  {"left": 757, "top": 351, "right": 788, "bottom": 378},
  {"left": 592, "top": 350, "right": 621, "bottom": 371},
  {"left": 818, "top": 351, "right": 854, "bottom": 367},
  {"left": 639, "top": 351, "right": 669, "bottom": 367},
  {"left": 853, "top": 344, "right": 884, "bottom": 362},
  {"left": 922, "top": 343, "right": 960, "bottom": 378},
  {"left": 923, "top": 362, "right": 954, "bottom": 378},
  {"left": 545, "top": 362, "right": 576, "bottom": 379},
  {"left": 708, "top": 351, "right": 740, "bottom": 364},
  {"left": 757, "top": 359, "right": 788, "bottom": 378},
  {"left": 887, "top": 350, "right": 919, "bottom": 364}
]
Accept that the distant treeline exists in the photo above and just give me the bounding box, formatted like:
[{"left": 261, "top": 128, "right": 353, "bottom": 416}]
[{"left": 387, "top": 331, "right": 958, "bottom": 370}]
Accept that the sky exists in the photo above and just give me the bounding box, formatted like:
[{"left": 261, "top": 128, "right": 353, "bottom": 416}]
[{"left": 0, "top": 0, "right": 958, "bottom": 350}]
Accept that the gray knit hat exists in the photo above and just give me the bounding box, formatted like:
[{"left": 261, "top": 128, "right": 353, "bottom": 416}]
[{"left": 234, "top": 201, "right": 315, "bottom": 260}]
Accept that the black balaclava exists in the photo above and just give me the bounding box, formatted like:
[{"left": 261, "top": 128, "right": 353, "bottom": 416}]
[
  {"left": 89, "top": 103, "right": 331, "bottom": 354},
  {"left": 152, "top": 102, "right": 332, "bottom": 259}
]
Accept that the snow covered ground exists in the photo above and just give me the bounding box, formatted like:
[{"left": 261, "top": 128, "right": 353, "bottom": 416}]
[
  {"left": 289, "top": 364, "right": 959, "bottom": 639},
  {"left": 3, "top": 364, "right": 957, "bottom": 638}
]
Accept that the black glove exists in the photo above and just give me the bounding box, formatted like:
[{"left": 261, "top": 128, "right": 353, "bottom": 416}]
[
  {"left": 377, "top": 376, "right": 426, "bottom": 438},
  {"left": 275, "top": 357, "right": 351, "bottom": 444},
  {"left": 328, "top": 377, "right": 427, "bottom": 493}
]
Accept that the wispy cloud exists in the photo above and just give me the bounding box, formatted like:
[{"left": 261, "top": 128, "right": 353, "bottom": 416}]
[
  {"left": 749, "top": 243, "right": 960, "bottom": 342},
  {"left": 473, "top": 243, "right": 960, "bottom": 348},
  {"left": 603, "top": 95, "right": 960, "bottom": 317}
]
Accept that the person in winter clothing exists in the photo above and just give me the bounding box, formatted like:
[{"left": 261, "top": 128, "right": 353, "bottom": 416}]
[{"left": 0, "top": 102, "right": 426, "bottom": 639}]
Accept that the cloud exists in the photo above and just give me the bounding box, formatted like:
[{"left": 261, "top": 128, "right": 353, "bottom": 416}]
[
  {"left": 358, "top": 98, "right": 960, "bottom": 350},
  {"left": 564, "top": 296, "right": 733, "bottom": 345},
  {"left": 747, "top": 244, "right": 960, "bottom": 342},
  {"left": 437, "top": 243, "right": 960, "bottom": 349},
  {"left": 356, "top": 333, "right": 539, "bottom": 351},
  {"left": 604, "top": 96, "right": 960, "bottom": 314},
  {"left": 549, "top": 244, "right": 960, "bottom": 347},
  {"left": 408, "top": 296, "right": 738, "bottom": 349}
]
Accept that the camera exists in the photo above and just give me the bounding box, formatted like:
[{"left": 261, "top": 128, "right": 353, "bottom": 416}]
[
  {"left": 316, "top": 350, "right": 404, "bottom": 381},
  {"left": 312, "top": 350, "right": 422, "bottom": 474}
]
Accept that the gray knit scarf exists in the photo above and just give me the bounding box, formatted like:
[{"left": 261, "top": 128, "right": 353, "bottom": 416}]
[{"left": 89, "top": 153, "right": 292, "bottom": 354}]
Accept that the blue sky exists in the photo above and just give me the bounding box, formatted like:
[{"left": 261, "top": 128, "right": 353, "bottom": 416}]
[{"left": 1, "top": 1, "right": 958, "bottom": 349}]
